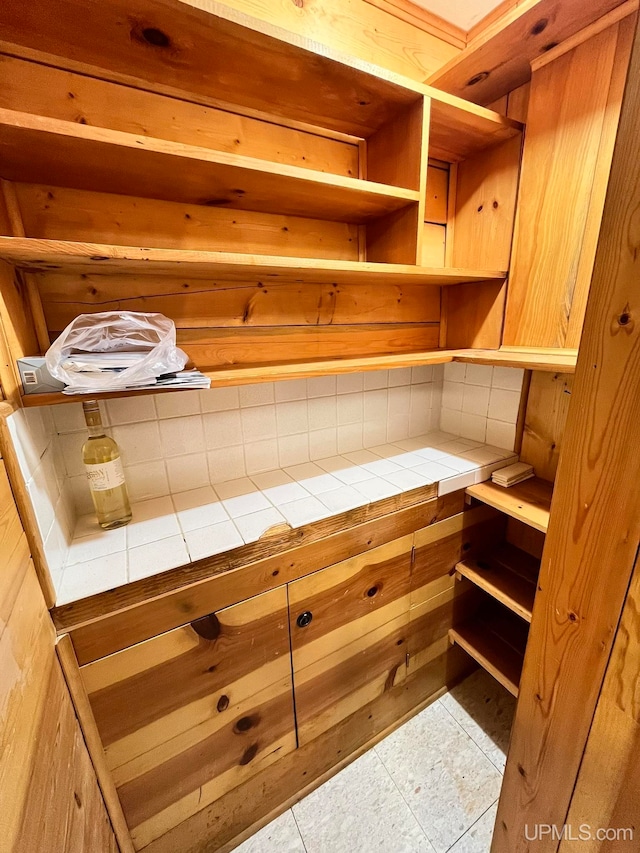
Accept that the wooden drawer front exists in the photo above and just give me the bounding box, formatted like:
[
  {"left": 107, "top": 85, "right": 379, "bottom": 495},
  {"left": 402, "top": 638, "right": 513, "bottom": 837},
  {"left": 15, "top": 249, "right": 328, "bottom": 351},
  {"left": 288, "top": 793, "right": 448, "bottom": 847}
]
[
  {"left": 81, "top": 587, "right": 295, "bottom": 850},
  {"left": 289, "top": 536, "right": 412, "bottom": 745},
  {"left": 411, "top": 505, "right": 506, "bottom": 607}
]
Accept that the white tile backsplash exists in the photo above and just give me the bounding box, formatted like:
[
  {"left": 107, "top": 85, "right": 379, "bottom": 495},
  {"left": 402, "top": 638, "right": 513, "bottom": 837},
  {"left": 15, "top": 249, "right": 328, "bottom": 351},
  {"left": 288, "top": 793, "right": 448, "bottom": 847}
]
[
  {"left": 244, "top": 438, "right": 279, "bottom": 475},
  {"left": 166, "top": 452, "right": 210, "bottom": 493},
  {"left": 6, "top": 363, "right": 525, "bottom": 606},
  {"left": 488, "top": 388, "right": 521, "bottom": 423},
  {"left": 207, "top": 446, "right": 246, "bottom": 482},
  {"left": 278, "top": 432, "right": 310, "bottom": 467},
  {"left": 437, "top": 365, "right": 524, "bottom": 452},
  {"left": 242, "top": 404, "right": 277, "bottom": 442}
]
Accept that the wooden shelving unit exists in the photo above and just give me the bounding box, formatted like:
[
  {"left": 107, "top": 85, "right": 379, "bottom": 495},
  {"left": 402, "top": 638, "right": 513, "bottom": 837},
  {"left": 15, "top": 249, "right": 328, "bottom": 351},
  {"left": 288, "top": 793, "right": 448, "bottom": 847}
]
[
  {"left": 466, "top": 477, "right": 553, "bottom": 533},
  {"left": 0, "top": 109, "right": 422, "bottom": 222},
  {"left": 449, "top": 603, "right": 529, "bottom": 697},
  {"left": 0, "top": 238, "right": 506, "bottom": 285},
  {"left": 456, "top": 544, "right": 540, "bottom": 623}
]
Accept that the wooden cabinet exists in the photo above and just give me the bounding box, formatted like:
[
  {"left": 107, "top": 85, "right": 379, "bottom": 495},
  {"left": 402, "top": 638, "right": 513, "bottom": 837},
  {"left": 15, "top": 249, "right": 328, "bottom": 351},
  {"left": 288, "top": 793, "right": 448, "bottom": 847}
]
[
  {"left": 82, "top": 587, "right": 296, "bottom": 850},
  {"left": 289, "top": 536, "right": 413, "bottom": 745},
  {"left": 68, "top": 502, "right": 491, "bottom": 849}
]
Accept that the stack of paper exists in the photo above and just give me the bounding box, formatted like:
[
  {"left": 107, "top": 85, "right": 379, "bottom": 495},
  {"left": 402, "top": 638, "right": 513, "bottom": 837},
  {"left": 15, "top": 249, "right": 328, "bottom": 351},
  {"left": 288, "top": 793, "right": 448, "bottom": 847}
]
[
  {"left": 61, "top": 350, "right": 211, "bottom": 394},
  {"left": 492, "top": 462, "right": 534, "bottom": 487}
]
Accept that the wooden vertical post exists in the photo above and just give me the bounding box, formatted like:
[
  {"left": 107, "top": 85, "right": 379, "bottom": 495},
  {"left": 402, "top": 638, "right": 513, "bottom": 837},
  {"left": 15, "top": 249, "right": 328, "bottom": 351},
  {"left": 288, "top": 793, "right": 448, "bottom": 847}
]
[{"left": 493, "top": 13, "right": 640, "bottom": 852}]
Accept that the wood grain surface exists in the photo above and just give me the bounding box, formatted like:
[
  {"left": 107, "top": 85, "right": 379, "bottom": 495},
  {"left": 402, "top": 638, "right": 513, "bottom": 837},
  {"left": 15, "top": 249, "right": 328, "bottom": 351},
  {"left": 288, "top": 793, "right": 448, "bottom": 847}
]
[
  {"left": 0, "top": 458, "right": 120, "bottom": 853},
  {"left": 83, "top": 587, "right": 295, "bottom": 849},
  {"left": 503, "top": 16, "right": 634, "bottom": 348},
  {"left": 494, "top": 15, "right": 640, "bottom": 849}
]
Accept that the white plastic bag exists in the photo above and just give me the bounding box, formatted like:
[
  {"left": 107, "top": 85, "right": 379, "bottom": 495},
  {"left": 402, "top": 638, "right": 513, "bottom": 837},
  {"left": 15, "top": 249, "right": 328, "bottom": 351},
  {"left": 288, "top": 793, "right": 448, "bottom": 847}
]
[{"left": 45, "top": 311, "right": 189, "bottom": 390}]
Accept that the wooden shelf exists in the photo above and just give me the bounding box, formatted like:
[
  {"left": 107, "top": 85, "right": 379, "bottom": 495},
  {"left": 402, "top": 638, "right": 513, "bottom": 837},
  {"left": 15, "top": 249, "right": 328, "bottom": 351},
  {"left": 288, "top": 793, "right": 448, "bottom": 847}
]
[
  {"left": 18, "top": 349, "right": 575, "bottom": 408},
  {"left": 449, "top": 605, "right": 529, "bottom": 697},
  {"left": 0, "top": 109, "right": 419, "bottom": 223},
  {"left": 454, "top": 347, "right": 578, "bottom": 373},
  {"left": 456, "top": 544, "right": 540, "bottom": 622},
  {"left": 0, "top": 0, "right": 522, "bottom": 151},
  {"left": 0, "top": 237, "right": 507, "bottom": 286},
  {"left": 466, "top": 477, "right": 553, "bottom": 533}
]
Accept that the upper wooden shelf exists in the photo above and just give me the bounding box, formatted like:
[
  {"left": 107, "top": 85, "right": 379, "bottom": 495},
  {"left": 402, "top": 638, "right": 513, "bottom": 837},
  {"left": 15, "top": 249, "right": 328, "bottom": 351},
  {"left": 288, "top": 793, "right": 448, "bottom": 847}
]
[
  {"left": 0, "top": 109, "right": 419, "bottom": 223},
  {"left": 0, "top": 0, "right": 522, "bottom": 151},
  {"left": 0, "top": 237, "right": 506, "bottom": 286},
  {"left": 466, "top": 477, "right": 554, "bottom": 533}
]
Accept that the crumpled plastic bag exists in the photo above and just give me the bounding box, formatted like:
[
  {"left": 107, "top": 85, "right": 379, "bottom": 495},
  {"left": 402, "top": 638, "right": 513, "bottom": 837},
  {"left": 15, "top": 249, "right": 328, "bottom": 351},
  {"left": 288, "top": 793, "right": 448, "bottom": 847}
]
[{"left": 45, "top": 311, "right": 189, "bottom": 390}]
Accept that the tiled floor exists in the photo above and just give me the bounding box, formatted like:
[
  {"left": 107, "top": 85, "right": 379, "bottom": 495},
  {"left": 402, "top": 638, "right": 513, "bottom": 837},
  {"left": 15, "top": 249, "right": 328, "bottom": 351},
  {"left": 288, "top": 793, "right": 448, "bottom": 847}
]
[{"left": 235, "top": 669, "right": 516, "bottom": 853}]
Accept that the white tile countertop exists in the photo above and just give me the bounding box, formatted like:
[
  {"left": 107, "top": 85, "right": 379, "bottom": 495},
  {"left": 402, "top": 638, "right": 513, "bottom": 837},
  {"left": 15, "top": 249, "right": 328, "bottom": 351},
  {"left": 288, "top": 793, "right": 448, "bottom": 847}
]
[{"left": 55, "top": 432, "right": 517, "bottom": 605}]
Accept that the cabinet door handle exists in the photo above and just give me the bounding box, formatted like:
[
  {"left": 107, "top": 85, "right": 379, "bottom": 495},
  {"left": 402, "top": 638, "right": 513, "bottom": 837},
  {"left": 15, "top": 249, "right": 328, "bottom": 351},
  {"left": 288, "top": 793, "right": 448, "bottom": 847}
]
[{"left": 296, "top": 611, "right": 313, "bottom": 628}]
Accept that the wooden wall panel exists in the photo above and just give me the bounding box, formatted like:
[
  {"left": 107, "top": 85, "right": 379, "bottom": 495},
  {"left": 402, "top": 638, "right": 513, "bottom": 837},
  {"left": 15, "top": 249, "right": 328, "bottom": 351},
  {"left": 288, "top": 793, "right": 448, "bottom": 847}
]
[
  {"left": 451, "top": 134, "right": 522, "bottom": 271},
  {"left": 169, "top": 324, "right": 440, "bottom": 370},
  {"left": 520, "top": 371, "right": 574, "bottom": 483},
  {"left": 0, "top": 458, "right": 120, "bottom": 853},
  {"left": 559, "top": 551, "right": 640, "bottom": 852},
  {"left": 16, "top": 184, "right": 360, "bottom": 261},
  {"left": 441, "top": 280, "right": 507, "bottom": 349},
  {"left": 83, "top": 587, "right": 296, "bottom": 850},
  {"left": 0, "top": 261, "right": 39, "bottom": 403},
  {"left": 36, "top": 273, "right": 441, "bottom": 333},
  {"left": 494, "top": 15, "right": 640, "bottom": 848},
  {"left": 0, "top": 55, "right": 359, "bottom": 178},
  {"left": 503, "top": 16, "right": 634, "bottom": 349}
]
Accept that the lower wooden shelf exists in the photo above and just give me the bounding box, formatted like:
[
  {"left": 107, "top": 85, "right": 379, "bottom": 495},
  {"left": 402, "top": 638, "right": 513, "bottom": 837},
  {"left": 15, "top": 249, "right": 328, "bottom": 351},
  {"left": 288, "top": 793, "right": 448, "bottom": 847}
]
[
  {"left": 449, "top": 604, "right": 529, "bottom": 697},
  {"left": 466, "top": 477, "right": 553, "bottom": 533},
  {"left": 456, "top": 543, "right": 540, "bottom": 622}
]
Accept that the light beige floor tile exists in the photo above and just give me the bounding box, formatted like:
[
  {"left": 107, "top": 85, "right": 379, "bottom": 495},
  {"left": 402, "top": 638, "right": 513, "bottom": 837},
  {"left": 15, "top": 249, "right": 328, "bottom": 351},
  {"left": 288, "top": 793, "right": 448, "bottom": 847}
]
[
  {"left": 448, "top": 801, "right": 498, "bottom": 853},
  {"left": 233, "top": 809, "right": 305, "bottom": 853},
  {"left": 440, "top": 670, "right": 516, "bottom": 773},
  {"left": 375, "top": 701, "right": 502, "bottom": 853},
  {"left": 293, "top": 750, "right": 435, "bottom": 853}
]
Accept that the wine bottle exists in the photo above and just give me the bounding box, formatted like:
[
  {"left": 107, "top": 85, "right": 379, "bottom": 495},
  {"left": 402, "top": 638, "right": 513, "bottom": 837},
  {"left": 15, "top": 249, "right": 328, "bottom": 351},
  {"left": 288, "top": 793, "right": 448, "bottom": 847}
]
[{"left": 82, "top": 400, "right": 132, "bottom": 529}]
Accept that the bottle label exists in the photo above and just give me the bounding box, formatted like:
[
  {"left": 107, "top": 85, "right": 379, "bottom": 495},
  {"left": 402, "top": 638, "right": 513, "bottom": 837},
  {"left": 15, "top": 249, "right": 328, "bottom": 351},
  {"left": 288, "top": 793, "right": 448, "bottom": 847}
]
[{"left": 85, "top": 458, "right": 126, "bottom": 492}]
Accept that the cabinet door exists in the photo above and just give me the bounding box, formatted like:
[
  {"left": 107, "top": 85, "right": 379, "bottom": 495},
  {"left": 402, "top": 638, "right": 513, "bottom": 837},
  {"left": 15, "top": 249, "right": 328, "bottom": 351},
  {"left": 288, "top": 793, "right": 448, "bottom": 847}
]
[
  {"left": 82, "top": 587, "right": 295, "bottom": 850},
  {"left": 289, "top": 535, "right": 413, "bottom": 746}
]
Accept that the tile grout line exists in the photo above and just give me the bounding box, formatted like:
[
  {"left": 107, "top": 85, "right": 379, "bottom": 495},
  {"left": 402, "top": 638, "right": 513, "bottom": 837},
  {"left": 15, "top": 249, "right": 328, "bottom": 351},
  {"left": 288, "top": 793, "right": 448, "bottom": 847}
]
[
  {"left": 289, "top": 807, "right": 310, "bottom": 853},
  {"left": 444, "top": 798, "right": 499, "bottom": 853},
  {"left": 372, "top": 732, "right": 438, "bottom": 852},
  {"left": 374, "top": 694, "right": 503, "bottom": 853},
  {"left": 438, "top": 694, "right": 511, "bottom": 775}
]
